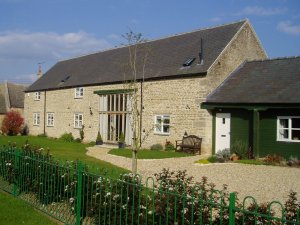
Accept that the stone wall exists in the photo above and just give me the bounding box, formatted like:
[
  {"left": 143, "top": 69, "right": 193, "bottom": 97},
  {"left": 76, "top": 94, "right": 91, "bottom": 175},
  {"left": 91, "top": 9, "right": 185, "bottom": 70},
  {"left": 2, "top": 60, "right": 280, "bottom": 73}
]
[{"left": 24, "top": 21, "right": 266, "bottom": 155}]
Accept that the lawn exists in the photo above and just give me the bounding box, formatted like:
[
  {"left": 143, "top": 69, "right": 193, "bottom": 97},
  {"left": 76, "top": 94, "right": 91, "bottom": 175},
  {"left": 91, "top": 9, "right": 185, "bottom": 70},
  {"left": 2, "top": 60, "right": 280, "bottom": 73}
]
[
  {"left": 0, "top": 135, "right": 129, "bottom": 178},
  {"left": 108, "top": 148, "right": 192, "bottom": 159},
  {"left": 0, "top": 190, "right": 59, "bottom": 225}
]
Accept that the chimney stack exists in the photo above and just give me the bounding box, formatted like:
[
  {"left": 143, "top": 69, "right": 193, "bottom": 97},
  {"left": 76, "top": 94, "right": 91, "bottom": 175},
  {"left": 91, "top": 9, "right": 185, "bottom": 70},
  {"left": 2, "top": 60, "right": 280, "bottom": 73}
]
[
  {"left": 37, "top": 63, "right": 43, "bottom": 79},
  {"left": 199, "top": 38, "right": 204, "bottom": 65}
]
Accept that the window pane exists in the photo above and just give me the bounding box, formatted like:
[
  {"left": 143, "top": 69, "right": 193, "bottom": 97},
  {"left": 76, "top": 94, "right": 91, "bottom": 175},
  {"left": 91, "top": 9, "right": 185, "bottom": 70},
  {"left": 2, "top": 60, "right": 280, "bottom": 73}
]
[
  {"left": 292, "top": 130, "right": 300, "bottom": 141},
  {"left": 279, "top": 119, "right": 288, "bottom": 129},
  {"left": 163, "top": 117, "right": 170, "bottom": 124},
  {"left": 163, "top": 125, "right": 170, "bottom": 133},
  {"left": 292, "top": 118, "right": 300, "bottom": 129},
  {"left": 279, "top": 129, "right": 289, "bottom": 139}
]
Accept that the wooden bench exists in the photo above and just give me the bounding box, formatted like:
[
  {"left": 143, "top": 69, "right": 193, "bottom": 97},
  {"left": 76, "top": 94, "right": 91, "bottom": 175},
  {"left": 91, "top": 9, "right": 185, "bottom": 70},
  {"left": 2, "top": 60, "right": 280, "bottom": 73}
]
[{"left": 175, "top": 135, "right": 202, "bottom": 155}]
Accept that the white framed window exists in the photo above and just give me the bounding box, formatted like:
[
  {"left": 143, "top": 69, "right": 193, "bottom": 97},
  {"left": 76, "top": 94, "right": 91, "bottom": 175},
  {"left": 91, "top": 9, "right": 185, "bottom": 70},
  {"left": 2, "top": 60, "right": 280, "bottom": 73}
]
[
  {"left": 33, "top": 113, "right": 40, "bottom": 126},
  {"left": 277, "top": 116, "right": 300, "bottom": 142},
  {"left": 75, "top": 87, "right": 84, "bottom": 98},
  {"left": 74, "top": 113, "right": 83, "bottom": 128},
  {"left": 47, "top": 113, "right": 54, "bottom": 127},
  {"left": 35, "top": 92, "right": 41, "bottom": 100},
  {"left": 154, "top": 115, "right": 170, "bottom": 135}
]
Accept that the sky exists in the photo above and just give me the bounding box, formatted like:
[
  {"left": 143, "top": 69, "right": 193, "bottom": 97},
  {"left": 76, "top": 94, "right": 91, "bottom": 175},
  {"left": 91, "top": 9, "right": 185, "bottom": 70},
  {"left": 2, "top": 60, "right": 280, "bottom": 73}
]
[{"left": 0, "top": 0, "right": 299, "bottom": 84}]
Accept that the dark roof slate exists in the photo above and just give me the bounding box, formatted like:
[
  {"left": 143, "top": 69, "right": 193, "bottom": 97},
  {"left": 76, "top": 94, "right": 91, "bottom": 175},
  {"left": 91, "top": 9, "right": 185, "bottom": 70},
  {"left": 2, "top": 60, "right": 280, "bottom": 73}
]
[
  {"left": 205, "top": 57, "right": 300, "bottom": 104},
  {"left": 26, "top": 20, "right": 246, "bottom": 92},
  {"left": 0, "top": 82, "right": 26, "bottom": 114},
  {"left": 7, "top": 83, "right": 26, "bottom": 108}
]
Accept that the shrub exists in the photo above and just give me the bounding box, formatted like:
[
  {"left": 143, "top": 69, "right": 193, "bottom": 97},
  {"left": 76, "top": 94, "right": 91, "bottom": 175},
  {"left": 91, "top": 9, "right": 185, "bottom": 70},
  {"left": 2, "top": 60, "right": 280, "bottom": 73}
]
[
  {"left": 118, "top": 132, "right": 125, "bottom": 143},
  {"left": 263, "top": 154, "right": 285, "bottom": 165},
  {"left": 1, "top": 111, "right": 24, "bottom": 135},
  {"left": 75, "top": 138, "right": 81, "bottom": 143},
  {"left": 21, "top": 124, "right": 29, "bottom": 136},
  {"left": 164, "top": 140, "right": 175, "bottom": 151},
  {"left": 150, "top": 143, "right": 163, "bottom": 151},
  {"left": 287, "top": 156, "right": 300, "bottom": 167},
  {"left": 208, "top": 155, "right": 218, "bottom": 163},
  {"left": 59, "top": 132, "right": 74, "bottom": 142},
  {"left": 231, "top": 140, "right": 248, "bottom": 159},
  {"left": 79, "top": 125, "right": 85, "bottom": 141},
  {"left": 37, "top": 133, "right": 47, "bottom": 137},
  {"left": 216, "top": 148, "right": 231, "bottom": 162}
]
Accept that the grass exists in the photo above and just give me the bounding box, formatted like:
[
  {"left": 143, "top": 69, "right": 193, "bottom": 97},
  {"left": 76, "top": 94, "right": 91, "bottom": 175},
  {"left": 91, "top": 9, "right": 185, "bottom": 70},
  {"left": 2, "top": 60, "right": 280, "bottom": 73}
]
[
  {"left": 108, "top": 148, "right": 192, "bottom": 159},
  {"left": 234, "top": 159, "right": 266, "bottom": 165},
  {"left": 0, "top": 190, "right": 59, "bottom": 225},
  {"left": 195, "top": 159, "right": 211, "bottom": 164},
  {"left": 0, "top": 135, "right": 129, "bottom": 178}
]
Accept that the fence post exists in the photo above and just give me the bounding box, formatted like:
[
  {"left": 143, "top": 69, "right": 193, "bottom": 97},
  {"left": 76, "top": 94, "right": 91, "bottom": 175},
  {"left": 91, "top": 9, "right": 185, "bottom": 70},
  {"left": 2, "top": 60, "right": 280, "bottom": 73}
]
[
  {"left": 13, "top": 150, "right": 21, "bottom": 197},
  {"left": 229, "top": 192, "right": 236, "bottom": 225},
  {"left": 76, "top": 162, "right": 83, "bottom": 225}
]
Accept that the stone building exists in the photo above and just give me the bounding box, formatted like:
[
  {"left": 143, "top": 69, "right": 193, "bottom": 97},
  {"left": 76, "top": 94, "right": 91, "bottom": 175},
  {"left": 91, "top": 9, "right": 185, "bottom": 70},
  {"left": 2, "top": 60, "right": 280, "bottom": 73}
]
[
  {"left": 24, "top": 19, "right": 267, "bottom": 154},
  {"left": 0, "top": 82, "right": 27, "bottom": 128}
]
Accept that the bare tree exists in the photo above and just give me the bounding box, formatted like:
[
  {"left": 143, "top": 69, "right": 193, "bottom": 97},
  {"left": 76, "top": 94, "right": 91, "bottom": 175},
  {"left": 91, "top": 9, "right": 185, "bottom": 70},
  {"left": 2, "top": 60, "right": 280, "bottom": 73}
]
[{"left": 122, "top": 31, "right": 150, "bottom": 175}]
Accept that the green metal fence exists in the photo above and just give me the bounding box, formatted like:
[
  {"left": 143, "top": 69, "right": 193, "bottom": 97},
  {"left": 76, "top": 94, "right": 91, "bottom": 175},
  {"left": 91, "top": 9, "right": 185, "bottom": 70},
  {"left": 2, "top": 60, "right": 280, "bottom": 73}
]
[{"left": 0, "top": 147, "right": 299, "bottom": 225}]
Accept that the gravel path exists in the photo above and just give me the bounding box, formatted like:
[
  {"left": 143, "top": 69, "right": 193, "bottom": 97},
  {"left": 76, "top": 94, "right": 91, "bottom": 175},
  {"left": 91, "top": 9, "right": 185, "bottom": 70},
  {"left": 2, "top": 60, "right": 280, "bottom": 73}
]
[{"left": 86, "top": 146, "right": 300, "bottom": 205}]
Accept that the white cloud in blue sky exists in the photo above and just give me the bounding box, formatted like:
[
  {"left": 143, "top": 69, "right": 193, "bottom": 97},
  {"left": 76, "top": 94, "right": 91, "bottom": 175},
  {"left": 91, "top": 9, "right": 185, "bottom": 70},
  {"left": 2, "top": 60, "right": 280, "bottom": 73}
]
[
  {"left": 277, "top": 21, "right": 300, "bottom": 36},
  {"left": 236, "top": 6, "right": 287, "bottom": 16},
  {"left": 0, "top": 30, "right": 112, "bottom": 60}
]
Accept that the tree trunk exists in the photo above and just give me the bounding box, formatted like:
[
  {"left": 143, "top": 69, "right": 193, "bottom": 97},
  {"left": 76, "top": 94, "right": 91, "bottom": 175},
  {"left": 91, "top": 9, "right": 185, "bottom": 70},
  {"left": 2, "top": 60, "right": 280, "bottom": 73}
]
[{"left": 132, "top": 149, "right": 137, "bottom": 175}]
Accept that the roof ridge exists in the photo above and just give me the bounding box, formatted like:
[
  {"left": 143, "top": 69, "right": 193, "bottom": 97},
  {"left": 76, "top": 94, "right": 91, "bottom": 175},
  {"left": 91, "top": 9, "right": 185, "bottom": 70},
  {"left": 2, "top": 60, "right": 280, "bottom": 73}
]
[
  {"left": 59, "top": 19, "right": 248, "bottom": 63},
  {"left": 247, "top": 55, "right": 300, "bottom": 63}
]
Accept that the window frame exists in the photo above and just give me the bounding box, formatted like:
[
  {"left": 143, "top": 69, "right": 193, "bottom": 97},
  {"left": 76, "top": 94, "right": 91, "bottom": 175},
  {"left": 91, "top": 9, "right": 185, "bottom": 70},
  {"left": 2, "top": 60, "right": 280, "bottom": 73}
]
[
  {"left": 74, "top": 113, "right": 83, "bottom": 129},
  {"left": 154, "top": 115, "right": 170, "bottom": 135},
  {"left": 75, "top": 87, "right": 84, "bottom": 98},
  {"left": 33, "top": 113, "right": 40, "bottom": 126},
  {"left": 35, "top": 92, "right": 41, "bottom": 101},
  {"left": 277, "top": 116, "right": 300, "bottom": 142},
  {"left": 47, "top": 113, "right": 54, "bottom": 127}
]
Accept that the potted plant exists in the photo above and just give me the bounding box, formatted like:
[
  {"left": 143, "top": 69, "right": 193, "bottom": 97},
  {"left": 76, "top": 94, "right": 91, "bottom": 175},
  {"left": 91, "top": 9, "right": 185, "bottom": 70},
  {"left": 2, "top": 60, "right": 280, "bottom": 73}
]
[
  {"left": 118, "top": 132, "right": 125, "bottom": 149},
  {"left": 96, "top": 131, "right": 103, "bottom": 145}
]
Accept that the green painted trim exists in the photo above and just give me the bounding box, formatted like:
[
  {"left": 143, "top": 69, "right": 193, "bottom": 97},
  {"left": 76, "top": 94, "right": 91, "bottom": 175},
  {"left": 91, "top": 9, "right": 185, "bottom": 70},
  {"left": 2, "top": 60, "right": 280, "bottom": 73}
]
[
  {"left": 253, "top": 110, "right": 260, "bottom": 157},
  {"left": 93, "top": 89, "right": 134, "bottom": 95},
  {"left": 201, "top": 103, "right": 300, "bottom": 110},
  {"left": 212, "top": 112, "right": 216, "bottom": 155}
]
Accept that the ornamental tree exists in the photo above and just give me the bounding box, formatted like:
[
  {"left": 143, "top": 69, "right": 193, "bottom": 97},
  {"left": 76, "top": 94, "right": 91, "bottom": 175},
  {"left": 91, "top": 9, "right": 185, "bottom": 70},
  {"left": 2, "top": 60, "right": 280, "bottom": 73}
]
[{"left": 1, "top": 111, "right": 24, "bottom": 135}]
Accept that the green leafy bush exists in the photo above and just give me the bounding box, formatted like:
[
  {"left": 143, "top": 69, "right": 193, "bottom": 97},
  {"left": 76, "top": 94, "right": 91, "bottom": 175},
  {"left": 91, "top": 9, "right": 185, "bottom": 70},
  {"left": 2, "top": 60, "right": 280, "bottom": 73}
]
[
  {"left": 207, "top": 155, "right": 218, "bottom": 163},
  {"left": 150, "top": 143, "right": 163, "bottom": 151},
  {"left": 59, "top": 132, "right": 74, "bottom": 142},
  {"left": 164, "top": 141, "right": 175, "bottom": 151},
  {"left": 231, "top": 140, "right": 248, "bottom": 159},
  {"left": 79, "top": 125, "right": 85, "bottom": 141}
]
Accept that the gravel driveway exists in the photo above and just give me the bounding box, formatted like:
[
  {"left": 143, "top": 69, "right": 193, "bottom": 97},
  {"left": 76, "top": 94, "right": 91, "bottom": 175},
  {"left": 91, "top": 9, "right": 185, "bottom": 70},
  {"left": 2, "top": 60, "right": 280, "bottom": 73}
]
[{"left": 87, "top": 146, "right": 300, "bottom": 205}]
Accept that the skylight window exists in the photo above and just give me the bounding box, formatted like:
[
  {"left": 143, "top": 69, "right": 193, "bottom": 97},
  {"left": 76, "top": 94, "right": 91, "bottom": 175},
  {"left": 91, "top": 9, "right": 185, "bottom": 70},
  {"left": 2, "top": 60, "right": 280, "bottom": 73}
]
[{"left": 182, "top": 58, "right": 195, "bottom": 67}]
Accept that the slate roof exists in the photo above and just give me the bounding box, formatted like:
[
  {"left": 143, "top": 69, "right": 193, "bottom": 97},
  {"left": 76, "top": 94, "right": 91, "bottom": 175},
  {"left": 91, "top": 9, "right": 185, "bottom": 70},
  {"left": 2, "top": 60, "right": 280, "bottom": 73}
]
[
  {"left": 26, "top": 20, "right": 247, "bottom": 92},
  {"left": 205, "top": 56, "right": 300, "bottom": 104},
  {"left": 0, "top": 82, "right": 26, "bottom": 114}
]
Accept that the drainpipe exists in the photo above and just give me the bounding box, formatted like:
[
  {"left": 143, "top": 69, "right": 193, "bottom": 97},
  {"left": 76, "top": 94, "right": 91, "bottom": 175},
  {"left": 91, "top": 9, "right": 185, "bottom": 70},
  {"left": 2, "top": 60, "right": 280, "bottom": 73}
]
[
  {"left": 140, "top": 81, "right": 143, "bottom": 147},
  {"left": 43, "top": 91, "right": 46, "bottom": 135},
  {"left": 252, "top": 109, "right": 260, "bottom": 157}
]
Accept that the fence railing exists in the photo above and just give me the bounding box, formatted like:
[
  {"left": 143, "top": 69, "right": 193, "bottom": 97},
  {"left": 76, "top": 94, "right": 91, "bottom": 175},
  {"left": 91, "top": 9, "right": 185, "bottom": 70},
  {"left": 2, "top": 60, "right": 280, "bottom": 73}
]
[{"left": 0, "top": 147, "right": 299, "bottom": 225}]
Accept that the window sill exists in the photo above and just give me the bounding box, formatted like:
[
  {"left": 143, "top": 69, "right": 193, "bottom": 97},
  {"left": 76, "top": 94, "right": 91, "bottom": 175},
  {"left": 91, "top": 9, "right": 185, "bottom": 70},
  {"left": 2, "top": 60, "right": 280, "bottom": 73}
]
[
  {"left": 47, "top": 125, "right": 54, "bottom": 127},
  {"left": 74, "top": 97, "right": 83, "bottom": 99},
  {"left": 154, "top": 132, "right": 170, "bottom": 136},
  {"left": 33, "top": 124, "right": 40, "bottom": 126},
  {"left": 277, "top": 139, "right": 300, "bottom": 143},
  {"left": 34, "top": 99, "right": 41, "bottom": 101}
]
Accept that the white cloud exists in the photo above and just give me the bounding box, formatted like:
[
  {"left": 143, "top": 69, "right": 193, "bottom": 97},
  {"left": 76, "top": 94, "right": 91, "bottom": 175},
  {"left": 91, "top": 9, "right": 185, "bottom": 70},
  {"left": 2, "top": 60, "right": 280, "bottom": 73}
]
[
  {"left": 236, "top": 6, "right": 287, "bottom": 16},
  {"left": 0, "top": 30, "right": 112, "bottom": 61},
  {"left": 210, "top": 17, "right": 222, "bottom": 23},
  {"left": 277, "top": 21, "right": 300, "bottom": 35},
  {"left": 108, "top": 33, "right": 121, "bottom": 40}
]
